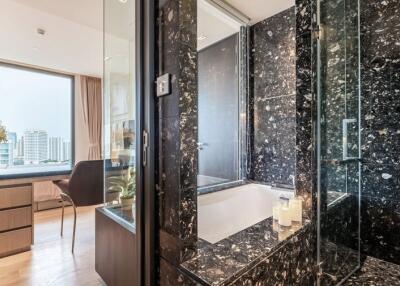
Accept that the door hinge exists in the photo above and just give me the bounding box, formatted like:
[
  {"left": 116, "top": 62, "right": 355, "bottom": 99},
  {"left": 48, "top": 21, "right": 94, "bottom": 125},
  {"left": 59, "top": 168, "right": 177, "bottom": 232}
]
[
  {"left": 314, "top": 25, "right": 321, "bottom": 40},
  {"left": 143, "top": 130, "right": 149, "bottom": 167}
]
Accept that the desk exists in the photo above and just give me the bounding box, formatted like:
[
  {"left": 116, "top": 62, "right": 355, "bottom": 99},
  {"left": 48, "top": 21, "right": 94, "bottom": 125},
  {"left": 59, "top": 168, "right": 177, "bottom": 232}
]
[{"left": 0, "top": 173, "right": 69, "bottom": 258}]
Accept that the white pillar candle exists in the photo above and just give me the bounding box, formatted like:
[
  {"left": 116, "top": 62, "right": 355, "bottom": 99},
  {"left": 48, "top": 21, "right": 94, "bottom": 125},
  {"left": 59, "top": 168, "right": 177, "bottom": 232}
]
[
  {"left": 272, "top": 220, "right": 279, "bottom": 232},
  {"left": 289, "top": 197, "right": 303, "bottom": 224},
  {"left": 278, "top": 228, "right": 291, "bottom": 241},
  {"left": 273, "top": 204, "right": 280, "bottom": 221},
  {"left": 278, "top": 206, "right": 292, "bottom": 227}
]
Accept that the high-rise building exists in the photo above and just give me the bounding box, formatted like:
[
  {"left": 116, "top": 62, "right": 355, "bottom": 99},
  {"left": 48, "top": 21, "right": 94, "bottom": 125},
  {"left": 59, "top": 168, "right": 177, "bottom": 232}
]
[
  {"left": 62, "top": 141, "right": 71, "bottom": 162},
  {"left": 0, "top": 142, "right": 13, "bottom": 167},
  {"left": 17, "top": 137, "right": 24, "bottom": 158},
  {"left": 6, "top": 132, "right": 17, "bottom": 149},
  {"left": 48, "top": 137, "right": 63, "bottom": 162},
  {"left": 24, "top": 130, "right": 48, "bottom": 164}
]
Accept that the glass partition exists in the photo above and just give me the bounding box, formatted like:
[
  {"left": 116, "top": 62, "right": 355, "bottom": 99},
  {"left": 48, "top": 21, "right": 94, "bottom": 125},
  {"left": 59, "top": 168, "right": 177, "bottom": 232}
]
[
  {"left": 103, "top": 0, "right": 137, "bottom": 225},
  {"left": 317, "top": 0, "right": 361, "bottom": 284}
]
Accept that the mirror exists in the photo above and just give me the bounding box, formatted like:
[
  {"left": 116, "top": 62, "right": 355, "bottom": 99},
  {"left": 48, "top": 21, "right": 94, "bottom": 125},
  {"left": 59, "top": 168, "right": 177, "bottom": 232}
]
[{"left": 197, "top": 0, "right": 247, "bottom": 192}]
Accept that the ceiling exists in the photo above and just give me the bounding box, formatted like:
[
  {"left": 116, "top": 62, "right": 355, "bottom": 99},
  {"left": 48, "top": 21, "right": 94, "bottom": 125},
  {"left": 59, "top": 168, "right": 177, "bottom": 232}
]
[
  {"left": 12, "top": 0, "right": 103, "bottom": 31},
  {"left": 198, "top": 0, "right": 241, "bottom": 50},
  {"left": 225, "top": 0, "right": 295, "bottom": 25},
  {"left": 0, "top": 0, "right": 134, "bottom": 77},
  {"left": 198, "top": 0, "right": 295, "bottom": 50},
  {"left": 0, "top": 0, "right": 104, "bottom": 77},
  {"left": 0, "top": 0, "right": 295, "bottom": 75}
]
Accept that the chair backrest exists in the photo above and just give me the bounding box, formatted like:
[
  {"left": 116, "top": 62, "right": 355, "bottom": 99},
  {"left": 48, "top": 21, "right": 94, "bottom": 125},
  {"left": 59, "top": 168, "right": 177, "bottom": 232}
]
[{"left": 68, "top": 160, "right": 104, "bottom": 206}]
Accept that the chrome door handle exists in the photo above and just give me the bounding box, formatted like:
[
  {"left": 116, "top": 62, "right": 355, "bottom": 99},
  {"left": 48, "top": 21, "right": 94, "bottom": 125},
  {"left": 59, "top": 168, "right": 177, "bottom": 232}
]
[{"left": 342, "top": 119, "right": 358, "bottom": 161}]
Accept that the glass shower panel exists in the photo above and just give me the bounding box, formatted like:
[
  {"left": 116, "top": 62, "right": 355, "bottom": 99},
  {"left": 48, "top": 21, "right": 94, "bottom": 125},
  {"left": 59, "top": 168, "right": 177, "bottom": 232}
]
[
  {"left": 317, "top": 0, "right": 361, "bottom": 284},
  {"left": 103, "top": 0, "right": 137, "bottom": 224}
]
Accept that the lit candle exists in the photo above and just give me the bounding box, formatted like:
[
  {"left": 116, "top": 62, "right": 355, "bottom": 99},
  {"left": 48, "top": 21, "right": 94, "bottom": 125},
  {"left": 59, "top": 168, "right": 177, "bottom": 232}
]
[
  {"left": 278, "top": 206, "right": 292, "bottom": 227},
  {"left": 289, "top": 197, "right": 303, "bottom": 224}
]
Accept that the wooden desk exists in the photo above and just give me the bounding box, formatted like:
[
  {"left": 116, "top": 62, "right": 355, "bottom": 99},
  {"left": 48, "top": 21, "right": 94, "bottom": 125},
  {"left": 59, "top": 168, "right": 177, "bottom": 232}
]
[{"left": 0, "top": 174, "right": 69, "bottom": 258}]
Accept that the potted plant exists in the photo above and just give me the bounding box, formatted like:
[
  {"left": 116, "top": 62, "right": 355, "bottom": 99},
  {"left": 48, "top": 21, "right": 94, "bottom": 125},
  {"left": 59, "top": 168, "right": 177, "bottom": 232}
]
[{"left": 107, "top": 167, "right": 136, "bottom": 211}]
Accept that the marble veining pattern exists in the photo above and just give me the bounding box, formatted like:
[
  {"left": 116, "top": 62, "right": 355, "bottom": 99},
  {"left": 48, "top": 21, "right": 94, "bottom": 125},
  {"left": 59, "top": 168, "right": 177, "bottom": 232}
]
[
  {"left": 249, "top": 7, "right": 296, "bottom": 187},
  {"left": 181, "top": 219, "right": 310, "bottom": 286},
  {"left": 344, "top": 256, "right": 400, "bottom": 286},
  {"left": 157, "top": 0, "right": 198, "bottom": 265},
  {"left": 158, "top": 0, "right": 320, "bottom": 284},
  {"left": 359, "top": 0, "right": 400, "bottom": 264}
]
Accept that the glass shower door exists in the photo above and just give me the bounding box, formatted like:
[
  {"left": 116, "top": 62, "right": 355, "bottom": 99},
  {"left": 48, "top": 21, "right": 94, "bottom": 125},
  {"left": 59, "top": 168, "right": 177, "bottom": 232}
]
[{"left": 316, "top": 0, "right": 361, "bottom": 285}]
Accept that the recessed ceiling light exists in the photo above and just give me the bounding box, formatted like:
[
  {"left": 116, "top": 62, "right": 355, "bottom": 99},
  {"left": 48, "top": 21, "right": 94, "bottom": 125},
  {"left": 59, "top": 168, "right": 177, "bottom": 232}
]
[
  {"left": 37, "top": 28, "right": 46, "bottom": 36},
  {"left": 118, "top": 0, "right": 128, "bottom": 3},
  {"left": 198, "top": 35, "right": 207, "bottom": 41}
]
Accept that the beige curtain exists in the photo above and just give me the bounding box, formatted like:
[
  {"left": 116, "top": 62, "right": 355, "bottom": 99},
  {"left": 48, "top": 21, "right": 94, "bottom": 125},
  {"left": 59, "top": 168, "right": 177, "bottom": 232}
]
[{"left": 81, "top": 76, "right": 102, "bottom": 160}]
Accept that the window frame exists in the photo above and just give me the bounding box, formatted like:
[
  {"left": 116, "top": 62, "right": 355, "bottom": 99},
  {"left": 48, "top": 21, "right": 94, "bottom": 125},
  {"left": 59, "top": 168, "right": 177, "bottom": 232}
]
[{"left": 0, "top": 61, "right": 75, "bottom": 178}]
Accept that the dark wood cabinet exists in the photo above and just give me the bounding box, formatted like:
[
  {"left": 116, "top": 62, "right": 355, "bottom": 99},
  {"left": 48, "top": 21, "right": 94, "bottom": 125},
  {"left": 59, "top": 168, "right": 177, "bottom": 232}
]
[{"left": 95, "top": 207, "right": 138, "bottom": 286}]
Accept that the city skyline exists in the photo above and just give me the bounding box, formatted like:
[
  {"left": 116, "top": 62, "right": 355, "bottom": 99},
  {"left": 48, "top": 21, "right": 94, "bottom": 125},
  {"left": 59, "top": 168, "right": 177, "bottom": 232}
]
[
  {"left": 0, "top": 127, "right": 71, "bottom": 168},
  {"left": 0, "top": 65, "right": 72, "bottom": 139}
]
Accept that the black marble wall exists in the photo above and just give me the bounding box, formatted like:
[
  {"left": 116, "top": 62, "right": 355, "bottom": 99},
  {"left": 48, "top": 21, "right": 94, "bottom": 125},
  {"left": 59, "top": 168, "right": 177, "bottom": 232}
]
[
  {"left": 360, "top": 0, "right": 400, "bottom": 264},
  {"left": 156, "top": 0, "right": 319, "bottom": 284},
  {"left": 157, "top": 0, "right": 198, "bottom": 267},
  {"left": 295, "top": 0, "right": 315, "bottom": 220},
  {"left": 249, "top": 7, "right": 296, "bottom": 187}
]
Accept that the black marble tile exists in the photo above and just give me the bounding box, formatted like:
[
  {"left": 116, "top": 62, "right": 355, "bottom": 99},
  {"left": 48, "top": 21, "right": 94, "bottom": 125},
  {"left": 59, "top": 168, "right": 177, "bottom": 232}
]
[
  {"left": 229, "top": 244, "right": 292, "bottom": 286},
  {"left": 360, "top": 196, "right": 400, "bottom": 264},
  {"left": 158, "top": 0, "right": 198, "bottom": 119},
  {"left": 290, "top": 223, "right": 316, "bottom": 285},
  {"left": 157, "top": 0, "right": 198, "bottom": 267},
  {"left": 362, "top": 163, "right": 400, "bottom": 200},
  {"left": 358, "top": 0, "right": 400, "bottom": 264},
  {"left": 295, "top": 31, "right": 313, "bottom": 218},
  {"left": 252, "top": 96, "right": 296, "bottom": 186},
  {"left": 344, "top": 256, "right": 400, "bottom": 286},
  {"left": 320, "top": 241, "right": 360, "bottom": 286},
  {"left": 160, "top": 258, "right": 201, "bottom": 286},
  {"left": 296, "top": 0, "right": 313, "bottom": 35},
  {"left": 179, "top": 115, "right": 198, "bottom": 190},
  {"left": 181, "top": 219, "right": 310, "bottom": 286},
  {"left": 249, "top": 7, "right": 297, "bottom": 188}
]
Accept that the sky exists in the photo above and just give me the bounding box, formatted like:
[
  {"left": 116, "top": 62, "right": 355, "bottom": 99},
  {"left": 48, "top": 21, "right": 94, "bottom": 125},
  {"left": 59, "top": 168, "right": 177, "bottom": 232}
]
[{"left": 0, "top": 65, "right": 72, "bottom": 141}]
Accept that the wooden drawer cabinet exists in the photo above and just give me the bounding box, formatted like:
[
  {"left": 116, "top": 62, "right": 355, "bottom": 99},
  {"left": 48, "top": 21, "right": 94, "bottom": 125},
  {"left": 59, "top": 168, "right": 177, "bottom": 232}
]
[
  {"left": 0, "top": 227, "right": 32, "bottom": 258},
  {"left": 0, "top": 185, "right": 32, "bottom": 209},
  {"left": 0, "top": 185, "right": 33, "bottom": 257},
  {"left": 0, "top": 207, "right": 32, "bottom": 232}
]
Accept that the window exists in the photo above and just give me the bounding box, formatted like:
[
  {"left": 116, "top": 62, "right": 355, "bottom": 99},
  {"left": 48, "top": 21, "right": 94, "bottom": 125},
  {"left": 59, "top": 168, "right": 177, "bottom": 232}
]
[{"left": 0, "top": 63, "right": 73, "bottom": 177}]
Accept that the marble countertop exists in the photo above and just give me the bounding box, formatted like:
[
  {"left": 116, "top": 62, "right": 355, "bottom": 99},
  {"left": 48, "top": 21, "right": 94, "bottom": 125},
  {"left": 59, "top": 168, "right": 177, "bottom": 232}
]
[
  {"left": 181, "top": 217, "right": 309, "bottom": 286},
  {"left": 96, "top": 205, "right": 136, "bottom": 233}
]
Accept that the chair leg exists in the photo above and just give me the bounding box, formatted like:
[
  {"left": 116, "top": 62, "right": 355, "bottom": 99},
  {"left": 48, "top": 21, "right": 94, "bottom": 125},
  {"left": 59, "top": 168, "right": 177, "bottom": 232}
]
[
  {"left": 71, "top": 200, "right": 77, "bottom": 254},
  {"left": 60, "top": 198, "right": 64, "bottom": 237}
]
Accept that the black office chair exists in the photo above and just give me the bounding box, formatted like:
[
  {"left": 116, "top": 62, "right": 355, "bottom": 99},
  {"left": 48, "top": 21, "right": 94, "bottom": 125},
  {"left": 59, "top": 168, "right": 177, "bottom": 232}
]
[{"left": 54, "top": 160, "right": 104, "bottom": 253}]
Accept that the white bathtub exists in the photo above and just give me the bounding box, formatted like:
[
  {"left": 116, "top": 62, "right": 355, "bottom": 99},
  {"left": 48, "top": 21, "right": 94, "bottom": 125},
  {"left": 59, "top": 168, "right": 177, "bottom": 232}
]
[{"left": 198, "top": 183, "right": 294, "bottom": 244}]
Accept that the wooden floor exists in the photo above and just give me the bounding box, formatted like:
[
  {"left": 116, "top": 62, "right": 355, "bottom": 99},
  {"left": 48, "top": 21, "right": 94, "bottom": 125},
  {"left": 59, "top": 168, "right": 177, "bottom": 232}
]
[{"left": 0, "top": 205, "right": 106, "bottom": 286}]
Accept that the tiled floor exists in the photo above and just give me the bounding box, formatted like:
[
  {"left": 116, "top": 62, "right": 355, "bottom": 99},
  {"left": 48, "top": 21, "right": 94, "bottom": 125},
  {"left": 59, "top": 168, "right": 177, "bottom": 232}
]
[{"left": 344, "top": 256, "right": 400, "bottom": 285}]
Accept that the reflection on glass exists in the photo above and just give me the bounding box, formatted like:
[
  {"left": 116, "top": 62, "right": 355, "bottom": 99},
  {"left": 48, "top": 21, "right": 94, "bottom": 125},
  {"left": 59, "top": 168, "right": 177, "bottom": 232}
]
[
  {"left": 197, "top": 0, "right": 244, "bottom": 190},
  {"left": 103, "top": 0, "right": 136, "bottom": 224},
  {"left": 317, "top": 0, "right": 361, "bottom": 283}
]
